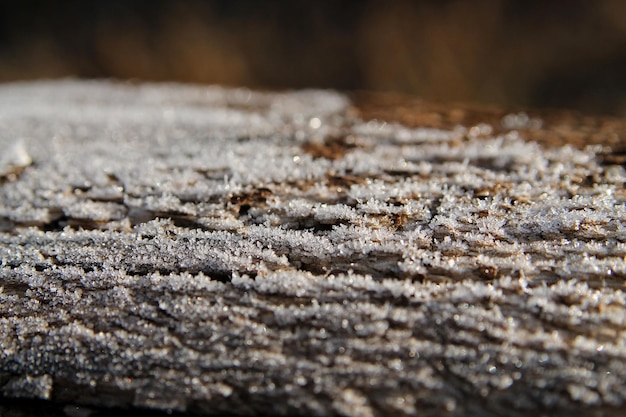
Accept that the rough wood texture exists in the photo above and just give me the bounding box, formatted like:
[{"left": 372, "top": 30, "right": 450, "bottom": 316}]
[{"left": 1, "top": 81, "right": 625, "bottom": 417}]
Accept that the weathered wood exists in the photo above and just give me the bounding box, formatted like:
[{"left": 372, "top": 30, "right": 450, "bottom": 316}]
[{"left": 1, "top": 81, "right": 625, "bottom": 416}]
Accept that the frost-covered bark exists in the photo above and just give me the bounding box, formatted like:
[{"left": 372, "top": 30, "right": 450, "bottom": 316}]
[{"left": 1, "top": 81, "right": 625, "bottom": 417}]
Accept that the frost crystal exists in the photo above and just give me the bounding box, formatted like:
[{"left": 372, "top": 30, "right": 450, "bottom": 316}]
[{"left": 1, "top": 81, "right": 626, "bottom": 416}]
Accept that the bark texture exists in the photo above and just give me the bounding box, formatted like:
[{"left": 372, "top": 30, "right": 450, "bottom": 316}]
[{"left": 1, "top": 81, "right": 625, "bottom": 416}]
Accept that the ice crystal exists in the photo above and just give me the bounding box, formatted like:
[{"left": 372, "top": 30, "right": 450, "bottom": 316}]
[{"left": 0, "top": 81, "right": 625, "bottom": 416}]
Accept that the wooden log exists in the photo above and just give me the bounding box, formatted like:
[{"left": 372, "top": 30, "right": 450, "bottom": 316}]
[{"left": 1, "top": 81, "right": 625, "bottom": 417}]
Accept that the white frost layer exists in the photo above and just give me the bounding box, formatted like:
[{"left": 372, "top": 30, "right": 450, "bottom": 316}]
[{"left": 0, "top": 81, "right": 625, "bottom": 416}]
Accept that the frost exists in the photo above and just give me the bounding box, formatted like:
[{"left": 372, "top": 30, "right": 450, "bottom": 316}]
[
  {"left": 0, "top": 81, "right": 625, "bottom": 416},
  {"left": 2, "top": 374, "right": 53, "bottom": 400},
  {"left": 0, "top": 141, "right": 31, "bottom": 177}
]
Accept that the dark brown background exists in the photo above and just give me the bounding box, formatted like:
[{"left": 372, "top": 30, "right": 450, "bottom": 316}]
[{"left": 1, "top": 0, "right": 626, "bottom": 116}]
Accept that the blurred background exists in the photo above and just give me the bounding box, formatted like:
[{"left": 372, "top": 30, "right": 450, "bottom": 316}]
[{"left": 1, "top": 0, "right": 626, "bottom": 116}]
